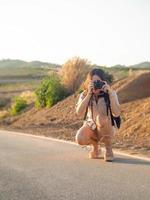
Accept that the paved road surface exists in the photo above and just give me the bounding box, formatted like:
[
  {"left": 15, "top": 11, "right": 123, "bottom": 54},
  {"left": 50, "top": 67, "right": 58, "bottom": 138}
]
[{"left": 0, "top": 131, "right": 150, "bottom": 200}]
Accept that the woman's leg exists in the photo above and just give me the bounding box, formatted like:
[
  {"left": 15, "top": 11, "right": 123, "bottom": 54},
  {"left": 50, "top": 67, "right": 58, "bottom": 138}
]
[
  {"left": 103, "top": 136, "right": 114, "bottom": 161},
  {"left": 75, "top": 124, "right": 100, "bottom": 158},
  {"left": 95, "top": 114, "right": 109, "bottom": 141},
  {"left": 75, "top": 124, "right": 98, "bottom": 146},
  {"left": 96, "top": 114, "right": 114, "bottom": 161}
]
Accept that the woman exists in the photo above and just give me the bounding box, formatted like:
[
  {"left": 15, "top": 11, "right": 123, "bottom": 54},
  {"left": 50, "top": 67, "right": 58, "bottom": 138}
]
[{"left": 75, "top": 68, "right": 121, "bottom": 161}]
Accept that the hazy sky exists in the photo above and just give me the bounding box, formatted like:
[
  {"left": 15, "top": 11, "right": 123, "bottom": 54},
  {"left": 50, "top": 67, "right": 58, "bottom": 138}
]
[{"left": 0, "top": 0, "right": 150, "bottom": 66}]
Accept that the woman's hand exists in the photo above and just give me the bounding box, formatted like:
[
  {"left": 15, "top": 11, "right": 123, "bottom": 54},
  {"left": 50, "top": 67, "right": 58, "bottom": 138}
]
[
  {"left": 102, "top": 81, "right": 113, "bottom": 93},
  {"left": 87, "top": 81, "right": 94, "bottom": 95}
]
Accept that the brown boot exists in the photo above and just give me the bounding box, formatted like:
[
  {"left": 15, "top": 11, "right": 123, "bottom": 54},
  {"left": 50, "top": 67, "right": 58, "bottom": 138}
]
[{"left": 104, "top": 147, "right": 114, "bottom": 162}]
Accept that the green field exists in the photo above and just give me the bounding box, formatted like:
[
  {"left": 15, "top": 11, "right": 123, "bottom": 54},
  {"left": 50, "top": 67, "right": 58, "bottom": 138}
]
[{"left": 0, "top": 67, "right": 56, "bottom": 78}]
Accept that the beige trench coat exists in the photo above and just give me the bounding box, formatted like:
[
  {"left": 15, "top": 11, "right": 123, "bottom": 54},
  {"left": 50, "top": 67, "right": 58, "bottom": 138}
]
[{"left": 76, "top": 90, "right": 121, "bottom": 139}]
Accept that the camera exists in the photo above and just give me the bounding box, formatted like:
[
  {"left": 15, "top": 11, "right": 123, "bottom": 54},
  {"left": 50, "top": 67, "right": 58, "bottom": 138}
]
[{"left": 93, "top": 80, "right": 105, "bottom": 90}]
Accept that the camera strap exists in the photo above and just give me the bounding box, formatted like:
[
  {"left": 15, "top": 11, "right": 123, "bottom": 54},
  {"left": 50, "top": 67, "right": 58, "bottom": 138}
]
[
  {"left": 83, "top": 92, "right": 115, "bottom": 126},
  {"left": 83, "top": 95, "right": 92, "bottom": 120},
  {"left": 103, "top": 93, "right": 115, "bottom": 126}
]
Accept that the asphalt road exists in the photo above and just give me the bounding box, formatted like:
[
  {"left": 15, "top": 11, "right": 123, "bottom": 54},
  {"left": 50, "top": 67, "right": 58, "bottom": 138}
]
[{"left": 0, "top": 131, "right": 150, "bottom": 200}]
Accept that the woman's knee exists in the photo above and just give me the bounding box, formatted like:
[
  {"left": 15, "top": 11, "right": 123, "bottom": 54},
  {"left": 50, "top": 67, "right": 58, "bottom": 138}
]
[
  {"left": 75, "top": 126, "right": 91, "bottom": 145},
  {"left": 75, "top": 131, "right": 84, "bottom": 145}
]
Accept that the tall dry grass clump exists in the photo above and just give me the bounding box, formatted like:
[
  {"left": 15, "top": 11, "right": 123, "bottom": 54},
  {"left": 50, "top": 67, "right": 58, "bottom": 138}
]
[{"left": 60, "top": 57, "right": 90, "bottom": 94}]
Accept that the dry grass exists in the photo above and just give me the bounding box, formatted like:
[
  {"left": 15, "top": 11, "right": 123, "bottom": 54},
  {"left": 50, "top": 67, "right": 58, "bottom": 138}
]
[
  {"left": 60, "top": 57, "right": 90, "bottom": 93},
  {"left": 0, "top": 110, "right": 9, "bottom": 119},
  {"left": 20, "top": 91, "right": 36, "bottom": 104}
]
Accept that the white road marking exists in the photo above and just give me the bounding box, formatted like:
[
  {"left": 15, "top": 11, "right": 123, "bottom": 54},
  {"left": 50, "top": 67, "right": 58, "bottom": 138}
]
[{"left": 0, "top": 130, "right": 150, "bottom": 162}]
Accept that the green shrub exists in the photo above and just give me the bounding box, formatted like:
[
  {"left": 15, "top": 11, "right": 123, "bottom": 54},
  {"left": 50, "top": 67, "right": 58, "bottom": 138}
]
[
  {"left": 35, "top": 73, "right": 68, "bottom": 108},
  {"left": 10, "top": 97, "right": 27, "bottom": 116}
]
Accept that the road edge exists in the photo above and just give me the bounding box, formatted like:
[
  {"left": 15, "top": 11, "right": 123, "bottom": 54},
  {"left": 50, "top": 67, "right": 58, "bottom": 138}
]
[{"left": 0, "top": 129, "right": 150, "bottom": 162}]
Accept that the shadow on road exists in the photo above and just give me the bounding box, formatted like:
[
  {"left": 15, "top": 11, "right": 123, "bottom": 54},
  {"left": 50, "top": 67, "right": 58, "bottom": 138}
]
[{"left": 114, "top": 157, "right": 150, "bottom": 166}]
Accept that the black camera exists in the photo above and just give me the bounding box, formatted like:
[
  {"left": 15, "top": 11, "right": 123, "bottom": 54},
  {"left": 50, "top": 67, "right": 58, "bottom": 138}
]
[{"left": 93, "top": 80, "right": 105, "bottom": 90}]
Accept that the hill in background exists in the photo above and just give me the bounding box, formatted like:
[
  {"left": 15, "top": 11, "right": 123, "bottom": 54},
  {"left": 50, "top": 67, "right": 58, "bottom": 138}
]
[
  {"left": 111, "top": 61, "right": 150, "bottom": 69},
  {"left": 0, "top": 59, "right": 60, "bottom": 79},
  {"left": 0, "top": 58, "right": 150, "bottom": 69},
  {"left": 130, "top": 61, "right": 150, "bottom": 68},
  {"left": 0, "top": 59, "right": 60, "bottom": 69}
]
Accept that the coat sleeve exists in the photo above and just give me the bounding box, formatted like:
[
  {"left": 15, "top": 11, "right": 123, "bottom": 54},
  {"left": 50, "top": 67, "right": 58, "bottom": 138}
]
[
  {"left": 75, "top": 92, "right": 86, "bottom": 116},
  {"left": 75, "top": 91, "right": 92, "bottom": 117},
  {"left": 76, "top": 92, "right": 85, "bottom": 107},
  {"left": 109, "top": 90, "right": 121, "bottom": 117}
]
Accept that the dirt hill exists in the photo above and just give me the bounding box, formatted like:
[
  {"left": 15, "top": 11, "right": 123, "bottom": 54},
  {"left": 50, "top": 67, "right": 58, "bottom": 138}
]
[
  {"left": 116, "top": 72, "right": 150, "bottom": 103},
  {"left": 1, "top": 72, "right": 150, "bottom": 154}
]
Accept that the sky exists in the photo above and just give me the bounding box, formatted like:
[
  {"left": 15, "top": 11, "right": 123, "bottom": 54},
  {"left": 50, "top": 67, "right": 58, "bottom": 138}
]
[{"left": 0, "top": 0, "right": 150, "bottom": 66}]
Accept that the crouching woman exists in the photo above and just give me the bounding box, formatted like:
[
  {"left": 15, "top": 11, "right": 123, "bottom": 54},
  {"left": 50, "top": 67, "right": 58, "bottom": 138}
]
[{"left": 75, "top": 68, "right": 121, "bottom": 162}]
